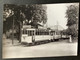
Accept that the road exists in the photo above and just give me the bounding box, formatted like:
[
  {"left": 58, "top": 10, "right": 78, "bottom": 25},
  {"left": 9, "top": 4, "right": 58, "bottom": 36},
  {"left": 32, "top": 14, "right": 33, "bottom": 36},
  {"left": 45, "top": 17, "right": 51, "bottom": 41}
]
[{"left": 2, "top": 40, "right": 78, "bottom": 59}]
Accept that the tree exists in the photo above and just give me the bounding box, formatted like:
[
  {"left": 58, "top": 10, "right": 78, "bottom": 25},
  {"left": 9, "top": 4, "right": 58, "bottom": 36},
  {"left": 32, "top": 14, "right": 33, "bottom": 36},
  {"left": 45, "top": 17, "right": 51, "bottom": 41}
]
[
  {"left": 66, "top": 5, "right": 79, "bottom": 26},
  {"left": 3, "top": 4, "right": 26, "bottom": 42},
  {"left": 66, "top": 4, "right": 79, "bottom": 39}
]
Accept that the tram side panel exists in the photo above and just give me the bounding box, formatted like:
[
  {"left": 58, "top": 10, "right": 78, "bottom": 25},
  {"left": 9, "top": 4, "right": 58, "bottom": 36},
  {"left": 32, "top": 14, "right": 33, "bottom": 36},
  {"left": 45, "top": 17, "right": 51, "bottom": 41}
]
[
  {"left": 21, "top": 35, "right": 32, "bottom": 43},
  {"left": 21, "top": 35, "right": 52, "bottom": 43},
  {"left": 35, "top": 35, "right": 52, "bottom": 41},
  {"left": 54, "top": 35, "right": 61, "bottom": 39},
  {"left": 21, "top": 35, "right": 61, "bottom": 43}
]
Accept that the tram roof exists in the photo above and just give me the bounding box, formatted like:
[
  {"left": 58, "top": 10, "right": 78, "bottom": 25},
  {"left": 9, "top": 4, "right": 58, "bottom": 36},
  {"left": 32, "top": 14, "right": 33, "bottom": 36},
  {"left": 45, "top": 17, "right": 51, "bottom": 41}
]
[
  {"left": 22, "top": 28, "right": 55, "bottom": 32},
  {"left": 22, "top": 28, "right": 35, "bottom": 30}
]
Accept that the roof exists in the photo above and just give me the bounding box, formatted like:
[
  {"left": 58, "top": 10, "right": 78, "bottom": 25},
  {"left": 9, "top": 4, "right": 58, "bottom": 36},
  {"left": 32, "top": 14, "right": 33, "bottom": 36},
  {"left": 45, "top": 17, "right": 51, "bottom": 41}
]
[{"left": 48, "top": 25, "right": 64, "bottom": 31}]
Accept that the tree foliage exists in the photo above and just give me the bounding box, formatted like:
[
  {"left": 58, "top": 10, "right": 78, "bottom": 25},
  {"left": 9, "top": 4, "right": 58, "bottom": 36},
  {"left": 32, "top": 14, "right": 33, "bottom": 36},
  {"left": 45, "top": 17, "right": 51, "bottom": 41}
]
[
  {"left": 3, "top": 4, "right": 47, "bottom": 32},
  {"left": 66, "top": 4, "right": 79, "bottom": 26},
  {"left": 66, "top": 4, "right": 79, "bottom": 38},
  {"left": 3, "top": 4, "right": 47, "bottom": 41},
  {"left": 3, "top": 4, "right": 25, "bottom": 33},
  {"left": 24, "top": 4, "right": 47, "bottom": 28}
]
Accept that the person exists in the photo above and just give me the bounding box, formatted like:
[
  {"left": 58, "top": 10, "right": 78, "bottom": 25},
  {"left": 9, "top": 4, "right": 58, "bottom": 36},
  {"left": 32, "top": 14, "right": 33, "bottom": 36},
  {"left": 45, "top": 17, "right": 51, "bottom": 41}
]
[
  {"left": 69, "top": 35, "right": 72, "bottom": 43},
  {"left": 6, "top": 31, "right": 10, "bottom": 39}
]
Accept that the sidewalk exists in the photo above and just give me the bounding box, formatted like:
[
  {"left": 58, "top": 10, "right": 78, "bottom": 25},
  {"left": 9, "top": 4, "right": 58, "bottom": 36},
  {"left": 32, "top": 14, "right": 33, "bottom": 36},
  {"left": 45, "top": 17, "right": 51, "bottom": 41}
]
[{"left": 2, "top": 38, "right": 21, "bottom": 47}]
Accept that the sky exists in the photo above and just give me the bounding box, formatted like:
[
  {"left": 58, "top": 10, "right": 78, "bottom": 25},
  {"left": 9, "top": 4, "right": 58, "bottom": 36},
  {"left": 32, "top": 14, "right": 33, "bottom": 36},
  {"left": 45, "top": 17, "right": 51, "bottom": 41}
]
[{"left": 46, "top": 3, "right": 74, "bottom": 29}]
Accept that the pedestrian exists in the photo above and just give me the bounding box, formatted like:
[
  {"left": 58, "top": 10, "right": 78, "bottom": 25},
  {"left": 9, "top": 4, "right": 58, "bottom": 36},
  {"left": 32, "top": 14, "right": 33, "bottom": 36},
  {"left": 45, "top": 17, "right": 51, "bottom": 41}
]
[{"left": 69, "top": 35, "right": 72, "bottom": 43}]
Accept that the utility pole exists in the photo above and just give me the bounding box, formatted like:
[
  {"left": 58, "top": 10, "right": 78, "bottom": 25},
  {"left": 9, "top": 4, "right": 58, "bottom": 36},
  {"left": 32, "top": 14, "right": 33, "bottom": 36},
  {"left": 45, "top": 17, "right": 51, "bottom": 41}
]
[
  {"left": 57, "top": 21, "right": 58, "bottom": 31},
  {"left": 56, "top": 21, "right": 59, "bottom": 35},
  {"left": 12, "top": 15, "right": 14, "bottom": 44},
  {"left": 46, "top": 21, "right": 48, "bottom": 28}
]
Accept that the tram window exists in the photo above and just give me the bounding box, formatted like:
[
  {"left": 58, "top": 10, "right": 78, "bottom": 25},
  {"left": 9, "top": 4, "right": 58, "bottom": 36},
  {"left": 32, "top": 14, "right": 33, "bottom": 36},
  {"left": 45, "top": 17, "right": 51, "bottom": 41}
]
[
  {"left": 27, "top": 31, "right": 29, "bottom": 35},
  {"left": 23, "top": 30, "right": 25, "bottom": 34},
  {"left": 31, "top": 31, "right": 33, "bottom": 35},
  {"left": 48, "top": 32, "right": 49, "bottom": 35},
  {"left": 41, "top": 32, "right": 42, "bottom": 35},
  {"left": 25, "top": 30, "right": 27, "bottom": 34},
  {"left": 43, "top": 32, "right": 44, "bottom": 35},
  {"left": 40, "top": 31, "right": 41, "bottom": 35},
  {"left": 46, "top": 32, "right": 48, "bottom": 35},
  {"left": 28, "top": 31, "right": 30, "bottom": 36},
  {"left": 33, "top": 31, "right": 34, "bottom": 35},
  {"left": 42, "top": 32, "right": 43, "bottom": 35},
  {"left": 40, "top": 32, "right": 41, "bottom": 35},
  {"left": 37, "top": 31, "right": 38, "bottom": 35},
  {"left": 31, "top": 31, "right": 33, "bottom": 36},
  {"left": 30, "top": 31, "right": 32, "bottom": 36},
  {"left": 36, "top": 30, "right": 48, "bottom": 35},
  {"left": 44, "top": 32, "right": 45, "bottom": 35},
  {"left": 41, "top": 32, "right": 43, "bottom": 35},
  {"left": 56, "top": 32, "right": 59, "bottom": 35},
  {"left": 47, "top": 32, "right": 48, "bottom": 35},
  {"left": 28, "top": 31, "right": 31, "bottom": 36},
  {"left": 46, "top": 32, "right": 47, "bottom": 35},
  {"left": 36, "top": 31, "right": 37, "bottom": 35},
  {"left": 53, "top": 32, "right": 55, "bottom": 35},
  {"left": 45, "top": 32, "right": 46, "bottom": 35},
  {"left": 38, "top": 32, "right": 39, "bottom": 35},
  {"left": 29, "top": 31, "right": 30, "bottom": 36},
  {"left": 35, "top": 30, "right": 37, "bottom": 35},
  {"left": 27, "top": 30, "right": 33, "bottom": 36},
  {"left": 21, "top": 30, "right": 23, "bottom": 34},
  {"left": 41, "top": 31, "right": 42, "bottom": 35},
  {"left": 37, "top": 31, "right": 39, "bottom": 35},
  {"left": 39, "top": 31, "right": 40, "bottom": 35},
  {"left": 22, "top": 30, "right": 24, "bottom": 34},
  {"left": 36, "top": 32, "right": 37, "bottom": 35},
  {"left": 36, "top": 31, "right": 38, "bottom": 35}
]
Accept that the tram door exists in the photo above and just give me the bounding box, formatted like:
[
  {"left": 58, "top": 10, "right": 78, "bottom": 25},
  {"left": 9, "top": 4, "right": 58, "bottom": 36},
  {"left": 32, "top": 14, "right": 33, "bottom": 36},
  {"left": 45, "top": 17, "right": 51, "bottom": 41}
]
[{"left": 51, "top": 31, "right": 55, "bottom": 40}]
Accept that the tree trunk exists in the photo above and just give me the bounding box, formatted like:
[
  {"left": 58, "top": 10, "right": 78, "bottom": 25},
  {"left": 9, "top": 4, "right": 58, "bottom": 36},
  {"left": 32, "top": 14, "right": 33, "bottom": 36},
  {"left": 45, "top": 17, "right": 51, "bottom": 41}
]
[{"left": 19, "top": 22, "right": 22, "bottom": 43}]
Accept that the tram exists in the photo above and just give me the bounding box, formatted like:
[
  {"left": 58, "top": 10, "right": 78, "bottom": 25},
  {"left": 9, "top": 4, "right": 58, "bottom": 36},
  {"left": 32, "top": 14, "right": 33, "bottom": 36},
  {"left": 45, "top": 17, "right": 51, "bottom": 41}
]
[{"left": 21, "top": 27, "right": 61, "bottom": 44}]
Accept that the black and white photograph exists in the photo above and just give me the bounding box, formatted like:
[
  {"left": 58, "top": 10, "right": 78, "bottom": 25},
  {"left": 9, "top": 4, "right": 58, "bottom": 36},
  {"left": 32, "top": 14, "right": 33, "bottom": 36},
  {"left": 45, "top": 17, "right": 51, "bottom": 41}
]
[{"left": 2, "top": 3, "right": 79, "bottom": 59}]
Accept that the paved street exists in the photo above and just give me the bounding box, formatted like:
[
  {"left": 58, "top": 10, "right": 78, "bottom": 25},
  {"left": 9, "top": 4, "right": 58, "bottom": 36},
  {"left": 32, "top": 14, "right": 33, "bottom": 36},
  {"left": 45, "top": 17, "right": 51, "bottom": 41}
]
[{"left": 3, "top": 39, "right": 78, "bottom": 59}]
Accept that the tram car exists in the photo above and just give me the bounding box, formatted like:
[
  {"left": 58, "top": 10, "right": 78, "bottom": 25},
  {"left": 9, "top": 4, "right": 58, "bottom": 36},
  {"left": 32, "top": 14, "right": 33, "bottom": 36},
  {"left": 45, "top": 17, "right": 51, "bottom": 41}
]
[{"left": 21, "top": 27, "right": 61, "bottom": 45}]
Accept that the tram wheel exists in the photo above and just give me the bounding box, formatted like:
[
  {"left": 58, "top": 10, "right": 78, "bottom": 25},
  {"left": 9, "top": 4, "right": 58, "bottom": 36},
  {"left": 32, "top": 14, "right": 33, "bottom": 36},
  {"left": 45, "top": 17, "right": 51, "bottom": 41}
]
[
  {"left": 51, "top": 39, "right": 53, "bottom": 42},
  {"left": 41, "top": 41, "right": 44, "bottom": 44},
  {"left": 46, "top": 40, "right": 49, "bottom": 43},
  {"left": 32, "top": 42, "right": 35, "bottom": 46},
  {"left": 26, "top": 43, "right": 29, "bottom": 46},
  {"left": 48, "top": 40, "right": 51, "bottom": 42},
  {"left": 36, "top": 42, "right": 40, "bottom": 45}
]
